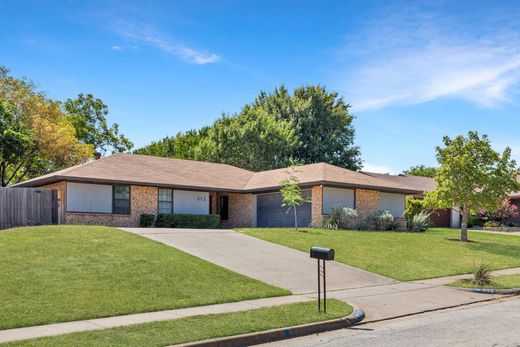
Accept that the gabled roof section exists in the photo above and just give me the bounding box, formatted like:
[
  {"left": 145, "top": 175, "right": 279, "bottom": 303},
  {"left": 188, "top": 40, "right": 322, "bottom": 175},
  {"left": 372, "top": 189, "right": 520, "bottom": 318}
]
[
  {"left": 15, "top": 153, "right": 255, "bottom": 192},
  {"left": 361, "top": 172, "right": 437, "bottom": 193}
]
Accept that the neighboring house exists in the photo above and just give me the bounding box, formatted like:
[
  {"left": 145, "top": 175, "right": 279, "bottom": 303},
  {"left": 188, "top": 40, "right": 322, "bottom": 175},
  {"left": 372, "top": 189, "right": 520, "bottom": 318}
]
[{"left": 15, "top": 153, "right": 428, "bottom": 228}]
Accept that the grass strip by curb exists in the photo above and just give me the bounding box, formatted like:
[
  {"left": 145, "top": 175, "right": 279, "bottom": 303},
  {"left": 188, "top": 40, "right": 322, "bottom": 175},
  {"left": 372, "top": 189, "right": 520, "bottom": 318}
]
[
  {"left": 448, "top": 274, "right": 520, "bottom": 294},
  {"left": 3, "top": 300, "right": 352, "bottom": 347}
]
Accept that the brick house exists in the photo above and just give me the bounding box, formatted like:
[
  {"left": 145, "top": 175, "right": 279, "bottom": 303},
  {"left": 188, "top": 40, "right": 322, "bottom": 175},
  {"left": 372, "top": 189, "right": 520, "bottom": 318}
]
[{"left": 15, "top": 153, "right": 438, "bottom": 228}]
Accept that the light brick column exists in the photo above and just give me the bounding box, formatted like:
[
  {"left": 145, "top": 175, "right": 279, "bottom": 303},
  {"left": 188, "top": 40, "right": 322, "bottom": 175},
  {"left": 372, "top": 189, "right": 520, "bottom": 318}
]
[
  {"left": 311, "top": 185, "right": 323, "bottom": 224},
  {"left": 355, "top": 189, "right": 380, "bottom": 215}
]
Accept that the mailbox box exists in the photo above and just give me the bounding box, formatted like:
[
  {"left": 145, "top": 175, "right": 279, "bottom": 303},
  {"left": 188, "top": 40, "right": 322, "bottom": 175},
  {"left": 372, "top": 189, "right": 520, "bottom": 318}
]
[{"left": 310, "top": 246, "right": 335, "bottom": 260}]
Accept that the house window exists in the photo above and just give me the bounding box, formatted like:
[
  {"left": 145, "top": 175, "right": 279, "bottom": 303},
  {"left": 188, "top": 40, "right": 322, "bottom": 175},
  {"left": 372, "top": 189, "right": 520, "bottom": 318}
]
[
  {"left": 158, "top": 188, "right": 173, "bottom": 214},
  {"left": 113, "top": 185, "right": 130, "bottom": 215}
]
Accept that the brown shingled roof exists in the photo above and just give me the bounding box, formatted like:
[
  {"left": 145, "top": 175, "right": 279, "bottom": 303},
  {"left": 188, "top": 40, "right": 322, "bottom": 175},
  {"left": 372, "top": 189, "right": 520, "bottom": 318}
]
[
  {"left": 16, "top": 153, "right": 255, "bottom": 192},
  {"left": 16, "top": 154, "right": 423, "bottom": 194}
]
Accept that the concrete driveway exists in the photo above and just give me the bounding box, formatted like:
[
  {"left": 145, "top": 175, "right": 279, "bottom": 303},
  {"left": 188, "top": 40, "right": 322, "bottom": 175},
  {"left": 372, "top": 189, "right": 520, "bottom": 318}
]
[{"left": 121, "top": 228, "right": 395, "bottom": 294}]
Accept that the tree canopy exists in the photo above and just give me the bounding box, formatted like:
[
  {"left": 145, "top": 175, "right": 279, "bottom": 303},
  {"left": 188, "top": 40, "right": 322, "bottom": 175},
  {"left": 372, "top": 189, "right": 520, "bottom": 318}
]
[
  {"left": 403, "top": 165, "right": 437, "bottom": 178},
  {"left": 196, "top": 108, "right": 299, "bottom": 171},
  {"left": 135, "top": 84, "right": 361, "bottom": 171},
  {"left": 0, "top": 66, "right": 130, "bottom": 186},
  {"left": 63, "top": 93, "right": 133, "bottom": 154},
  {"left": 425, "top": 131, "right": 519, "bottom": 241}
]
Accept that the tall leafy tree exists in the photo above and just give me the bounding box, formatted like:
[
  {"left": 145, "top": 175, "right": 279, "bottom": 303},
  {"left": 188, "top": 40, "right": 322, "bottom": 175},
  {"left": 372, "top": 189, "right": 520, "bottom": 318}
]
[
  {"left": 253, "top": 85, "right": 361, "bottom": 170},
  {"left": 63, "top": 93, "right": 133, "bottom": 154},
  {"left": 425, "top": 131, "right": 519, "bottom": 241},
  {"left": 403, "top": 165, "right": 437, "bottom": 177},
  {"left": 196, "top": 108, "right": 299, "bottom": 171},
  {"left": 0, "top": 67, "right": 92, "bottom": 186},
  {"left": 134, "top": 128, "right": 208, "bottom": 160}
]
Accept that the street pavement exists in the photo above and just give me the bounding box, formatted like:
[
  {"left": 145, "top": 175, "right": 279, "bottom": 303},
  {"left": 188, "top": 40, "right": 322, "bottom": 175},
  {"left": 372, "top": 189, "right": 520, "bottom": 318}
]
[{"left": 261, "top": 297, "right": 520, "bottom": 347}]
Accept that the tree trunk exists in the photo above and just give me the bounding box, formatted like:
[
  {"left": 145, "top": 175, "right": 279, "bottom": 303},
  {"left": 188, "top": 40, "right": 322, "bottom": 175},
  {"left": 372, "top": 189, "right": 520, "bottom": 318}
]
[
  {"left": 460, "top": 205, "right": 469, "bottom": 242},
  {"left": 293, "top": 206, "right": 298, "bottom": 231}
]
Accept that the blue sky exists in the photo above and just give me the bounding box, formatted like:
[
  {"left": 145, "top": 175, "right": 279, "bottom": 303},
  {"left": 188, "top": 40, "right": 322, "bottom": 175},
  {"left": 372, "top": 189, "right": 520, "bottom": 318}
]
[{"left": 2, "top": 0, "right": 519, "bottom": 173}]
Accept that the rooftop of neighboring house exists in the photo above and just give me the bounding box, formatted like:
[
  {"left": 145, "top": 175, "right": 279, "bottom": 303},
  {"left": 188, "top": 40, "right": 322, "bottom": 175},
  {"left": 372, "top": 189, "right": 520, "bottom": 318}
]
[{"left": 12, "top": 153, "right": 520, "bottom": 196}]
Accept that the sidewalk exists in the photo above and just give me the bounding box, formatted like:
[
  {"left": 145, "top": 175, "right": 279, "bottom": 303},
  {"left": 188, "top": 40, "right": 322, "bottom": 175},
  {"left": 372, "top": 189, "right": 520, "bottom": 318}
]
[
  {"left": 0, "top": 295, "right": 312, "bottom": 344},
  {"left": 2, "top": 268, "right": 518, "bottom": 344}
]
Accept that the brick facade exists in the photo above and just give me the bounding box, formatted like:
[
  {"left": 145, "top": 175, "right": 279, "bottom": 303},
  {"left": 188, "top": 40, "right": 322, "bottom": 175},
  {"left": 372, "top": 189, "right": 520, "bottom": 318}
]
[
  {"left": 311, "top": 185, "right": 323, "bottom": 224},
  {"left": 221, "top": 193, "right": 254, "bottom": 229},
  {"left": 355, "top": 189, "right": 380, "bottom": 215}
]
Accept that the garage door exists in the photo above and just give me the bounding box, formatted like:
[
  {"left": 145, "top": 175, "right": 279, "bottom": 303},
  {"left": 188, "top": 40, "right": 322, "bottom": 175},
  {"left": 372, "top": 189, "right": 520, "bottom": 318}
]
[{"left": 256, "top": 190, "right": 312, "bottom": 228}]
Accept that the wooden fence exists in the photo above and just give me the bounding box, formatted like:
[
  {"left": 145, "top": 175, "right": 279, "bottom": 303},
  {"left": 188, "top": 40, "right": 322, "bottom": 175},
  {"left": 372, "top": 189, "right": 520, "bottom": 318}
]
[{"left": 0, "top": 188, "right": 58, "bottom": 229}]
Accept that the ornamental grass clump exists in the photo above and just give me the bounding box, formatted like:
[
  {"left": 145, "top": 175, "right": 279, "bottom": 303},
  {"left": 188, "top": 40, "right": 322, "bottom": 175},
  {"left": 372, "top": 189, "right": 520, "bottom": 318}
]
[
  {"left": 471, "top": 263, "right": 492, "bottom": 287},
  {"left": 408, "top": 211, "right": 430, "bottom": 232}
]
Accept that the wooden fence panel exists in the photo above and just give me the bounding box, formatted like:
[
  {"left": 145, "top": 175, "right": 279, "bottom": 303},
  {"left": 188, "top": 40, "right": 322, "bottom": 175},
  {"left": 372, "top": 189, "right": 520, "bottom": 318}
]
[{"left": 0, "top": 188, "right": 58, "bottom": 229}]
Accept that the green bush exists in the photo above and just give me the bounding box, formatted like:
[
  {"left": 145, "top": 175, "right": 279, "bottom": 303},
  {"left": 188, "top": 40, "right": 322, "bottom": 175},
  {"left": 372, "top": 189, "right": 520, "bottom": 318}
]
[
  {"left": 139, "top": 214, "right": 155, "bottom": 227},
  {"left": 483, "top": 220, "right": 500, "bottom": 228},
  {"left": 408, "top": 211, "right": 430, "bottom": 232},
  {"left": 327, "top": 206, "right": 358, "bottom": 229},
  {"left": 405, "top": 198, "right": 427, "bottom": 223},
  {"left": 155, "top": 214, "right": 220, "bottom": 229},
  {"left": 467, "top": 215, "right": 483, "bottom": 228}
]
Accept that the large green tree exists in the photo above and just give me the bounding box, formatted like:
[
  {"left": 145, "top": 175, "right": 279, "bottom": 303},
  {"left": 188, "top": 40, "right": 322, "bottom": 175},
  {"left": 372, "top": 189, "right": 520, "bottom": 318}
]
[
  {"left": 0, "top": 67, "right": 92, "bottom": 186},
  {"left": 403, "top": 165, "right": 437, "bottom": 178},
  {"left": 134, "top": 128, "right": 208, "bottom": 160},
  {"left": 253, "top": 85, "right": 361, "bottom": 170},
  {"left": 63, "top": 93, "right": 133, "bottom": 154},
  {"left": 196, "top": 108, "right": 299, "bottom": 171},
  {"left": 425, "top": 131, "right": 519, "bottom": 241}
]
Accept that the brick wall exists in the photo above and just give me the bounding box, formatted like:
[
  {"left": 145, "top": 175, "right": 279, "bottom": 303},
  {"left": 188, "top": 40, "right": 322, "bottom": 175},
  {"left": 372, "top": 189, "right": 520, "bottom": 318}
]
[
  {"left": 355, "top": 189, "right": 380, "bottom": 215},
  {"left": 311, "top": 185, "right": 323, "bottom": 224},
  {"left": 42, "top": 183, "right": 158, "bottom": 227},
  {"left": 221, "top": 193, "right": 254, "bottom": 228}
]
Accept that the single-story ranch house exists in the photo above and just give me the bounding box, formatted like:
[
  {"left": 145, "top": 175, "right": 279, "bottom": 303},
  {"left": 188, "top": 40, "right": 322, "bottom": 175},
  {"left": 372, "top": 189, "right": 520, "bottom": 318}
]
[{"left": 15, "top": 153, "right": 517, "bottom": 228}]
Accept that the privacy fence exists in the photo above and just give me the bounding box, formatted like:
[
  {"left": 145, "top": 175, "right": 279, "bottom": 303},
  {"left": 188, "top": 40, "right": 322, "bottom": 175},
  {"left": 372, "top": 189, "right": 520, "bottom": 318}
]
[{"left": 0, "top": 188, "right": 58, "bottom": 229}]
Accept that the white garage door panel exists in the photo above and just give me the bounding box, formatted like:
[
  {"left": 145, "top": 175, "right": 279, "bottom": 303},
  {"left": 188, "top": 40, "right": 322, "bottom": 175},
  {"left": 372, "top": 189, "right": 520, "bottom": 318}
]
[
  {"left": 379, "top": 192, "right": 405, "bottom": 217},
  {"left": 67, "top": 182, "right": 112, "bottom": 213},
  {"left": 173, "top": 190, "right": 209, "bottom": 214},
  {"left": 323, "top": 187, "right": 355, "bottom": 214}
]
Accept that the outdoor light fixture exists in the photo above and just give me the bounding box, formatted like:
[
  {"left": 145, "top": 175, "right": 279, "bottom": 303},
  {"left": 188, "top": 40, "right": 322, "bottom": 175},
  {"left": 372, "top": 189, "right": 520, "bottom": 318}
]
[{"left": 310, "top": 246, "right": 335, "bottom": 313}]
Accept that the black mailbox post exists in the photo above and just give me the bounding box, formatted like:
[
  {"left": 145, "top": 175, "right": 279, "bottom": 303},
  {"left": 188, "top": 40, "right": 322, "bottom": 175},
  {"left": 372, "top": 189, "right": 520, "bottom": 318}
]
[{"left": 310, "top": 246, "right": 335, "bottom": 313}]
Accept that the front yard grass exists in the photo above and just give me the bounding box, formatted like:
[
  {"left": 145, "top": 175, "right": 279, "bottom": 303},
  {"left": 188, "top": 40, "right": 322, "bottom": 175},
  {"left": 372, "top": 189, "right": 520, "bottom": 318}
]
[
  {"left": 0, "top": 225, "right": 289, "bottom": 330},
  {"left": 238, "top": 228, "right": 520, "bottom": 281},
  {"left": 448, "top": 274, "right": 520, "bottom": 289},
  {"left": 3, "top": 300, "right": 351, "bottom": 347}
]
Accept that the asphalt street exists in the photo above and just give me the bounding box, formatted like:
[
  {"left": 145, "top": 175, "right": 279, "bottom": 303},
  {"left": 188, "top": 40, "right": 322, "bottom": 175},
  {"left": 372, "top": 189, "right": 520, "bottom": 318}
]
[{"left": 262, "top": 297, "right": 520, "bottom": 347}]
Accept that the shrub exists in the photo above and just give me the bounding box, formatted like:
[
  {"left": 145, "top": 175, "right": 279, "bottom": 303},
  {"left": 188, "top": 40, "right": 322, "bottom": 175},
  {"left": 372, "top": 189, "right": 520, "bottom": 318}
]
[
  {"left": 405, "top": 198, "right": 427, "bottom": 224},
  {"left": 483, "top": 220, "right": 500, "bottom": 228},
  {"left": 357, "top": 210, "right": 394, "bottom": 231},
  {"left": 408, "top": 211, "right": 430, "bottom": 232},
  {"left": 139, "top": 214, "right": 155, "bottom": 227},
  {"left": 471, "top": 263, "right": 492, "bottom": 287},
  {"left": 467, "top": 215, "right": 483, "bottom": 228},
  {"left": 155, "top": 214, "right": 220, "bottom": 229},
  {"left": 328, "top": 206, "right": 358, "bottom": 229}
]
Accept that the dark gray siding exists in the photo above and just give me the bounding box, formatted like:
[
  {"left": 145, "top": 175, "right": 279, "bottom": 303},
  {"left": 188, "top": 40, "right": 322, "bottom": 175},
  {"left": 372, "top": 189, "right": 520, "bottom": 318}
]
[{"left": 256, "top": 190, "right": 311, "bottom": 228}]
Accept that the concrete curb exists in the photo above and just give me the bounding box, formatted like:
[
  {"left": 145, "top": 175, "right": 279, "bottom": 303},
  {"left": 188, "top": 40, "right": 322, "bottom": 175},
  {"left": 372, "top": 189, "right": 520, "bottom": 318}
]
[
  {"left": 176, "top": 309, "right": 365, "bottom": 347},
  {"left": 464, "top": 288, "right": 520, "bottom": 295}
]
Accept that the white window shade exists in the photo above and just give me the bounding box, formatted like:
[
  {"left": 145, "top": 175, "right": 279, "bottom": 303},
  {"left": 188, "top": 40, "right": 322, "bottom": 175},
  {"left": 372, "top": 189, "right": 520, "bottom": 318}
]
[
  {"left": 379, "top": 192, "right": 406, "bottom": 217},
  {"left": 173, "top": 190, "right": 209, "bottom": 214},
  {"left": 322, "top": 187, "right": 355, "bottom": 214},
  {"left": 67, "top": 182, "right": 112, "bottom": 213}
]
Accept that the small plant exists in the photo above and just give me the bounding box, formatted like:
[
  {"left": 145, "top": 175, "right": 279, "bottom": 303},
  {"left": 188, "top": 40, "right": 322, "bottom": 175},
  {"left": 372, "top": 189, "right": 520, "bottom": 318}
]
[
  {"left": 328, "top": 206, "right": 358, "bottom": 229},
  {"left": 408, "top": 211, "right": 430, "bottom": 232},
  {"left": 483, "top": 220, "right": 500, "bottom": 228},
  {"left": 139, "top": 214, "right": 155, "bottom": 227},
  {"left": 279, "top": 162, "right": 309, "bottom": 231},
  {"left": 471, "top": 262, "right": 492, "bottom": 287}
]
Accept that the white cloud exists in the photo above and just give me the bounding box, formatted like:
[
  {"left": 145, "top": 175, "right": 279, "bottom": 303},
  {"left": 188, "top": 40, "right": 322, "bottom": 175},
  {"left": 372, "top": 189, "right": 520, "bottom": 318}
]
[
  {"left": 361, "top": 162, "right": 397, "bottom": 174},
  {"left": 111, "top": 45, "right": 122, "bottom": 51},
  {"left": 112, "top": 20, "right": 220, "bottom": 65},
  {"left": 340, "top": 6, "right": 520, "bottom": 111}
]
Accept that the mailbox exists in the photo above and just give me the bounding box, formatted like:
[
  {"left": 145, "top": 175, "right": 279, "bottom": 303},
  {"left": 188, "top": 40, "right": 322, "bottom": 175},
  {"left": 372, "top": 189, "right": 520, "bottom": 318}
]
[{"left": 310, "top": 246, "right": 335, "bottom": 261}]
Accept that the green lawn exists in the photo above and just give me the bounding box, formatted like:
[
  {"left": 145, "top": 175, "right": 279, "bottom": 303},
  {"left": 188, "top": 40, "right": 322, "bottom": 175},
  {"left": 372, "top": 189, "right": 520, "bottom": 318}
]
[
  {"left": 449, "top": 274, "right": 520, "bottom": 289},
  {"left": 238, "top": 228, "right": 520, "bottom": 281},
  {"left": 3, "top": 300, "right": 351, "bottom": 347},
  {"left": 0, "top": 225, "right": 289, "bottom": 330}
]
